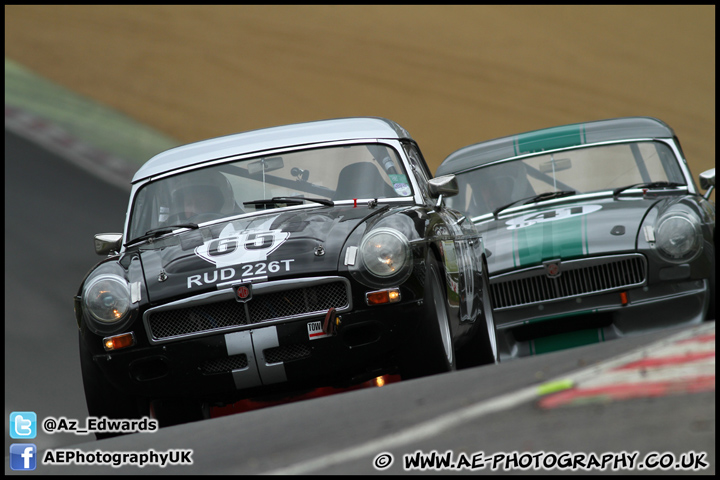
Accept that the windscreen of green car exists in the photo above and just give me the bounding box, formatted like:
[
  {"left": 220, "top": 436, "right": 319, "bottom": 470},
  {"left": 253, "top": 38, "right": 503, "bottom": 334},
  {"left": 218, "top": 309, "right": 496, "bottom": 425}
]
[{"left": 447, "top": 141, "right": 686, "bottom": 219}]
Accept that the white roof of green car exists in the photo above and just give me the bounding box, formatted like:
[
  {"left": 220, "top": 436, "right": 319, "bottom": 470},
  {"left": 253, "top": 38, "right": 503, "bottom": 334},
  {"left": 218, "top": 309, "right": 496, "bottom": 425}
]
[{"left": 133, "top": 117, "right": 413, "bottom": 182}]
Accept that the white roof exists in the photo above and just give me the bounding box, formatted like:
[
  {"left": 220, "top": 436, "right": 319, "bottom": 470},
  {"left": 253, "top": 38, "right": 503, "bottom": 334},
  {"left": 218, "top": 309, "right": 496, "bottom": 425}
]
[{"left": 132, "top": 117, "right": 413, "bottom": 182}]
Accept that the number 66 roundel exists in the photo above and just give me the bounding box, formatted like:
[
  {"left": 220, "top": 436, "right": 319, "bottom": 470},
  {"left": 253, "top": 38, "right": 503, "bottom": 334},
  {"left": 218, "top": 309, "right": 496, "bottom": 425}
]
[{"left": 195, "top": 223, "right": 290, "bottom": 268}]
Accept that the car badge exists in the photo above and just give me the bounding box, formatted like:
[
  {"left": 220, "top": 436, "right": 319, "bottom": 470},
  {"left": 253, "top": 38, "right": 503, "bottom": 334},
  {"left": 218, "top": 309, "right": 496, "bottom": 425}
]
[
  {"left": 234, "top": 284, "right": 253, "bottom": 303},
  {"left": 544, "top": 260, "right": 562, "bottom": 278}
]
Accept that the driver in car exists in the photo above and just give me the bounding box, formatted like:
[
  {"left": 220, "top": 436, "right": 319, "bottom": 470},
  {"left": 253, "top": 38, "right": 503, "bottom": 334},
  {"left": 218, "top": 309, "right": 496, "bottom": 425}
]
[
  {"left": 169, "top": 169, "right": 236, "bottom": 223},
  {"left": 180, "top": 184, "right": 224, "bottom": 220}
]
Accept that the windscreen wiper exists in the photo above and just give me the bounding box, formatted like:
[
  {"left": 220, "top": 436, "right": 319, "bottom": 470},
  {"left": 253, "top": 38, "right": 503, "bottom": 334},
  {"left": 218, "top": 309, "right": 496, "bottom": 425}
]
[
  {"left": 243, "top": 196, "right": 334, "bottom": 207},
  {"left": 493, "top": 190, "right": 576, "bottom": 219},
  {"left": 612, "top": 181, "right": 684, "bottom": 198},
  {"left": 124, "top": 223, "right": 199, "bottom": 247}
]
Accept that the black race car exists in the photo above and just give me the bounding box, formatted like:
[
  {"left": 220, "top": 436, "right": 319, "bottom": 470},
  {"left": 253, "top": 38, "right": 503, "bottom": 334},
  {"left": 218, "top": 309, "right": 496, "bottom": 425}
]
[
  {"left": 76, "top": 117, "right": 496, "bottom": 435},
  {"left": 437, "top": 117, "right": 715, "bottom": 360}
]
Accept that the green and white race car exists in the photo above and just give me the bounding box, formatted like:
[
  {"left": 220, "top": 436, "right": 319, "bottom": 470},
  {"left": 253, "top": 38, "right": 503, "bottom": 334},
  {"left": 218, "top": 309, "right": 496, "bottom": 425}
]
[{"left": 437, "top": 117, "right": 715, "bottom": 360}]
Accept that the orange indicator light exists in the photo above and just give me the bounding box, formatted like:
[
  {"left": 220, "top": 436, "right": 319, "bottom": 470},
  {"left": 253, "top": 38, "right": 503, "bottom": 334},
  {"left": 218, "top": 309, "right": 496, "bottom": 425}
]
[
  {"left": 366, "top": 288, "right": 401, "bottom": 306},
  {"left": 103, "top": 332, "right": 136, "bottom": 351},
  {"left": 620, "top": 291, "right": 628, "bottom": 306}
]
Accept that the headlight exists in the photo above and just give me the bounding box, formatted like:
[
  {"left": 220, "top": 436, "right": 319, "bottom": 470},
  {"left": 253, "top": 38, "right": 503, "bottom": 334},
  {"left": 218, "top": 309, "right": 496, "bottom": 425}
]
[
  {"left": 83, "top": 274, "right": 131, "bottom": 324},
  {"left": 360, "top": 228, "right": 411, "bottom": 278},
  {"left": 654, "top": 211, "right": 702, "bottom": 263}
]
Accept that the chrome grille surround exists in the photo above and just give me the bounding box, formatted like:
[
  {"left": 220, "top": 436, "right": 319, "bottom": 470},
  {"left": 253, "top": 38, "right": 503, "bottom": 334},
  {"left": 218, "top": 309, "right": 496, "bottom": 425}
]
[
  {"left": 144, "top": 276, "right": 351, "bottom": 344},
  {"left": 490, "top": 254, "right": 647, "bottom": 310}
]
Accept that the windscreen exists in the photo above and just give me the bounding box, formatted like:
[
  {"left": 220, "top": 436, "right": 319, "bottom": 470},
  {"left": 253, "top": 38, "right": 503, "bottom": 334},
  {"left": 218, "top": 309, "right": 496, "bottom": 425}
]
[
  {"left": 128, "top": 143, "right": 411, "bottom": 240},
  {"left": 447, "top": 141, "right": 685, "bottom": 219}
]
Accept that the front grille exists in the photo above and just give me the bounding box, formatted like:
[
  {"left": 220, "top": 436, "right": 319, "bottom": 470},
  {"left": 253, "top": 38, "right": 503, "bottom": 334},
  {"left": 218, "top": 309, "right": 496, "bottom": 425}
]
[
  {"left": 248, "top": 282, "right": 347, "bottom": 323},
  {"left": 146, "top": 279, "right": 350, "bottom": 342},
  {"left": 148, "top": 300, "right": 250, "bottom": 340},
  {"left": 490, "top": 254, "right": 647, "bottom": 310}
]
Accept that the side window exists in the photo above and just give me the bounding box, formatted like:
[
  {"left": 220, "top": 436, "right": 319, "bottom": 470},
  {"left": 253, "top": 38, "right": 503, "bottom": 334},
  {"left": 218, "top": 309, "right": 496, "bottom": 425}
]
[
  {"left": 402, "top": 141, "right": 432, "bottom": 205},
  {"left": 128, "top": 181, "right": 171, "bottom": 240},
  {"left": 655, "top": 142, "right": 686, "bottom": 184}
]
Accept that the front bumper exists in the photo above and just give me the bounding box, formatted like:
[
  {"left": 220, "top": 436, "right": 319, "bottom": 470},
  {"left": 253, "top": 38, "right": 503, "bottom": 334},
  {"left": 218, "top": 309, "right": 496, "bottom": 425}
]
[
  {"left": 495, "top": 278, "right": 709, "bottom": 360},
  {"left": 86, "top": 298, "right": 426, "bottom": 405}
]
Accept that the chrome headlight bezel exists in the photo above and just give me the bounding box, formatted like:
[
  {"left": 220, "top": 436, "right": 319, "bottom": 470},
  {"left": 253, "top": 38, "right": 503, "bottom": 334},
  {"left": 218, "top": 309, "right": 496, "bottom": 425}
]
[
  {"left": 353, "top": 227, "right": 413, "bottom": 287},
  {"left": 654, "top": 210, "right": 703, "bottom": 264},
  {"left": 360, "top": 228, "right": 411, "bottom": 277},
  {"left": 82, "top": 274, "right": 133, "bottom": 333}
]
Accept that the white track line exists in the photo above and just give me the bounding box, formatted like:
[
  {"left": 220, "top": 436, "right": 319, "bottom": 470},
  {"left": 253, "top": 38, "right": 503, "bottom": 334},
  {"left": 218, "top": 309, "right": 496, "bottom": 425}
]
[{"left": 263, "top": 322, "right": 714, "bottom": 475}]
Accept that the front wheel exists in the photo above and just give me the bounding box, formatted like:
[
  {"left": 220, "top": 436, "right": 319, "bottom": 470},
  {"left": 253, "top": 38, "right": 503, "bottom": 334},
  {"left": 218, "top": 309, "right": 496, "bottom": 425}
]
[
  {"left": 457, "top": 256, "right": 498, "bottom": 368},
  {"left": 399, "top": 254, "right": 456, "bottom": 379},
  {"left": 706, "top": 251, "right": 715, "bottom": 321}
]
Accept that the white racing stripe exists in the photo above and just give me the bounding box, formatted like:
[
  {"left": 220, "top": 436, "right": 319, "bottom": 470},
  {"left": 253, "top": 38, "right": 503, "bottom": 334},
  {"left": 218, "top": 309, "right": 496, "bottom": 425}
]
[{"left": 262, "top": 322, "right": 714, "bottom": 475}]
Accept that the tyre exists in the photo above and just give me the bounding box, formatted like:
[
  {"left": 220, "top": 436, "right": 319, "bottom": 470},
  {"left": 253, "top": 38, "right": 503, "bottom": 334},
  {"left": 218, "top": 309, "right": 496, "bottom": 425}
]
[
  {"left": 706, "top": 250, "right": 715, "bottom": 321},
  {"left": 79, "top": 333, "right": 148, "bottom": 439},
  {"left": 456, "top": 256, "right": 498, "bottom": 368},
  {"left": 399, "top": 253, "right": 456, "bottom": 379}
]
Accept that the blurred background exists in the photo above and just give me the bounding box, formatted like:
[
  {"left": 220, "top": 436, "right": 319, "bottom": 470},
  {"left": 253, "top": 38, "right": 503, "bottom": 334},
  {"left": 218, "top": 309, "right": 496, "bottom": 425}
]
[{"left": 5, "top": 5, "right": 715, "bottom": 186}]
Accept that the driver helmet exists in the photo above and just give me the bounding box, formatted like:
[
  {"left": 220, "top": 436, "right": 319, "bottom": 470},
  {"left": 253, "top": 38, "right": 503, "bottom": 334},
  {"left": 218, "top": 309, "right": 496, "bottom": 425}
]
[
  {"left": 169, "top": 168, "right": 235, "bottom": 220},
  {"left": 477, "top": 161, "right": 532, "bottom": 209}
]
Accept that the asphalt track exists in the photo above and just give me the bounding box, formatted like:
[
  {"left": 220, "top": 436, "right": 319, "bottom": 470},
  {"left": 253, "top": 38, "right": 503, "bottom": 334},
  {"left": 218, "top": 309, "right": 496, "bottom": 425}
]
[{"left": 4, "top": 129, "right": 715, "bottom": 475}]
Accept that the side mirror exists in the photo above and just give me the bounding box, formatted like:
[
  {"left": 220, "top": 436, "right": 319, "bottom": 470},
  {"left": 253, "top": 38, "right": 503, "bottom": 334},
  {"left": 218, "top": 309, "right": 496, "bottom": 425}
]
[
  {"left": 428, "top": 175, "right": 459, "bottom": 198},
  {"left": 699, "top": 168, "right": 715, "bottom": 199},
  {"left": 94, "top": 233, "right": 123, "bottom": 256},
  {"left": 699, "top": 168, "right": 715, "bottom": 189}
]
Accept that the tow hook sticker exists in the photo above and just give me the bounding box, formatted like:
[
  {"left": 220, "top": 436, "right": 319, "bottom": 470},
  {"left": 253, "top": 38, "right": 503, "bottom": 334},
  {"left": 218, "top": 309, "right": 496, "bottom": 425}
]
[{"left": 308, "top": 321, "right": 328, "bottom": 340}]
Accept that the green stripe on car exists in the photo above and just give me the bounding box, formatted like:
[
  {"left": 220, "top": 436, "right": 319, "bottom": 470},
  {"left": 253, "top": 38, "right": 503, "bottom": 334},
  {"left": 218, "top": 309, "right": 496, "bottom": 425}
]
[
  {"left": 530, "top": 328, "right": 604, "bottom": 355},
  {"left": 513, "top": 124, "right": 587, "bottom": 155},
  {"left": 513, "top": 214, "right": 587, "bottom": 267}
]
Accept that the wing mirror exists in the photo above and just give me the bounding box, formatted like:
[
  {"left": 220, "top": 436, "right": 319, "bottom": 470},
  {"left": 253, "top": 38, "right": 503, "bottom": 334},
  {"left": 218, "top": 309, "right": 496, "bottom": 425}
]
[
  {"left": 94, "top": 233, "right": 123, "bottom": 256},
  {"left": 428, "top": 175, "right": 459, "bottom": 209},
  {"left": 699, "top": 168, "right": 715, "bottom": 199},
  {"left": 428, "top": 175, "right": 459, "bottom": 198}
]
